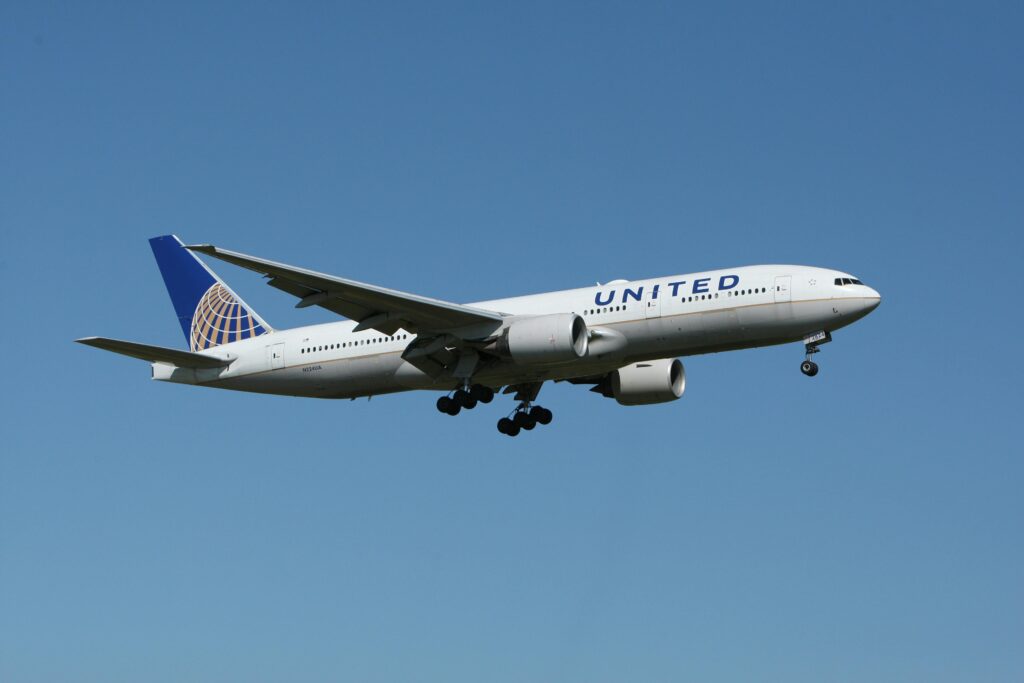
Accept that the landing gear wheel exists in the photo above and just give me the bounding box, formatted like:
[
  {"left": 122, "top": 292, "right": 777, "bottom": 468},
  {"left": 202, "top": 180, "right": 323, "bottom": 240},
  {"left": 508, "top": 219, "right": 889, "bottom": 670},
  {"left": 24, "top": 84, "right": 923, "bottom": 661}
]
[
  {"left": 436, "top": 396, "right": 453, "bottom": 413},
  {"left": 514, "top": 411, "right": 537, "bottom": 430},
  {"left": 454, "top": 389, "right": 477, "bottom": 409},
  {"left": 471, "top": 385, "right": 495, "bottom": 404},
  {"left": 529, "top": 406, "right": 553, "bottom": 425},
  {"left": 800, "top": 360, "right": 819, "bottom": 377},
  {"left": 497, "top": 418, "right": 519, "bottom": 436},
  {"left": 497, "top": 417, "right": 512, "bottom": 435}
]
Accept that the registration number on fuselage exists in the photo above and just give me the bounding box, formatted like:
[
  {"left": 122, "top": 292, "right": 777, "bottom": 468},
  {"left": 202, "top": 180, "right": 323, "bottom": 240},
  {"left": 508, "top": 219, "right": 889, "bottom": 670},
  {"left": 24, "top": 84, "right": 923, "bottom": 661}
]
[{"left": 803, "top": 330, "right": 831, "bottom": 345}]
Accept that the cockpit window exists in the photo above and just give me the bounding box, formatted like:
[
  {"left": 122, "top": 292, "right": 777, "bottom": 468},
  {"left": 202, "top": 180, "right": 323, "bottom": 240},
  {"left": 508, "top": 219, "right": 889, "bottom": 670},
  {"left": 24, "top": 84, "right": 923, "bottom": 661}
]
[{"left": 835, "top": 277, "right": 865, "bottom": 286}]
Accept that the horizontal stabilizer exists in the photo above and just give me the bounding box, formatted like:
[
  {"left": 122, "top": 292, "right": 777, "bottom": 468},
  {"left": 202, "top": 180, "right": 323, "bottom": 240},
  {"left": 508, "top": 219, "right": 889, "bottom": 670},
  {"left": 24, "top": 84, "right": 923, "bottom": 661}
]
[{"left": 75, "top": 337, "right": 232, "bottom": 369}]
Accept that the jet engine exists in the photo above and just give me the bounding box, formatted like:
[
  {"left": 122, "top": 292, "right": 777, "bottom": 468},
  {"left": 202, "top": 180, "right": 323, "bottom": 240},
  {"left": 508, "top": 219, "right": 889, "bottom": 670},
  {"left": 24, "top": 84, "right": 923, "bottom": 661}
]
[
  {"left": 611, "top": 358, "right": 686, "bottom": 405},
  {"left": 497, "top": 313, "right": 589, "bottom": 365}
]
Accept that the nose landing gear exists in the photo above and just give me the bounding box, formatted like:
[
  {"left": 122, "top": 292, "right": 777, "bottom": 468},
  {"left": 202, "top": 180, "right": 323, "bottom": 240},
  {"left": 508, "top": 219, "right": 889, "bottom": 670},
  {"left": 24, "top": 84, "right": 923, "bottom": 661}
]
[{"left": 800, "top": 330, "right": 831, "bottom": 377}]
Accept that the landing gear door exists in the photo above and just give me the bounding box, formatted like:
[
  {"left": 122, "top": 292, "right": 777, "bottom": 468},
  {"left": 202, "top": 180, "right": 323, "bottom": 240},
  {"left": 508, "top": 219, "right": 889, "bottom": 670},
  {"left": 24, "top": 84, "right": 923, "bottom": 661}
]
[
  {"left": 774, "top": 276, "right": 792, "bottom": 303},
  {"left": 268, "top": 342, "right": 286, "bottom": 370},
  {"left": 644, "top": 286, "right": 662, "bottom": 319}
]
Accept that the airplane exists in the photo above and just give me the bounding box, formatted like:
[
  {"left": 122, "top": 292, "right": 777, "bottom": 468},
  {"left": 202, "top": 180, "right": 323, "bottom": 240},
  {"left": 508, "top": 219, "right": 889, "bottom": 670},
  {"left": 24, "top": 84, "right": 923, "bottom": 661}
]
[{"left": 77, "top": 235, "right": 882, "bottom": 436}]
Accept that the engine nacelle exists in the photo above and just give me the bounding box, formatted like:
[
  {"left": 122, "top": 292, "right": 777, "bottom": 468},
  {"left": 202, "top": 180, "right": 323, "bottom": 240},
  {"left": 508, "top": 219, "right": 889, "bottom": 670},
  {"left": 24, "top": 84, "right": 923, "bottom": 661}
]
[
  {"left": 499, "top": 313, "right": 589, "bottom": 365},
  {"left": 611, "top": 358, "right": 686, "bottom": 406}
]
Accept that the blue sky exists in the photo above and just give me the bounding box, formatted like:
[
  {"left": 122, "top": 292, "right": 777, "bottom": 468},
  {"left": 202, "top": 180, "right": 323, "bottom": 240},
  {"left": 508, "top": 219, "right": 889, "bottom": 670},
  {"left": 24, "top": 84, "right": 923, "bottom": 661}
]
[{"left": 2, "top": 2, "right": 1022, "bottom": 681}]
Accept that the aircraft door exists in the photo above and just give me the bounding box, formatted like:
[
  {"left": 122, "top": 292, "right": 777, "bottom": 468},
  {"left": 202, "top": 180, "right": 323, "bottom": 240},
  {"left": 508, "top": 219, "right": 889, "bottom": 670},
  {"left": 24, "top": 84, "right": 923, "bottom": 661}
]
[
  {"left": 269, "top": 342, "right": 286, "bottom": 370},
  {"left": 644, "top": 286, "right": 662, "bottom": 318},
  {"left": 774, "top": 276, "right": 792, "bottom": 303}
]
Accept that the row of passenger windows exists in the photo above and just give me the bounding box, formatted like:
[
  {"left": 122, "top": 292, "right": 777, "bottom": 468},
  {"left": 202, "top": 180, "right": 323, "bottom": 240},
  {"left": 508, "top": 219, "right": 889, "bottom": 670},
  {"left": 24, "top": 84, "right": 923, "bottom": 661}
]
[
  {"left": 583, "top": 287, "right": 768, "bottom": 314},
  {"left": 835, "top": 277, "right": 864, "bottom": 286},
  {"left": 684, "top": 287, "right": 766, "bottom": 302},
  {"left": 300, "top": 333, "right": 409, "bottom": 355}
]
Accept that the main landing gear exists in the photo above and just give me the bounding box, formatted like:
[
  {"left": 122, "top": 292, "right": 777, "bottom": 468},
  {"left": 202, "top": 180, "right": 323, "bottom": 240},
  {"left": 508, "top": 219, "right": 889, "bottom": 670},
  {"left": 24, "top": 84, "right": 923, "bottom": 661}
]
[
  {"left": 497, "top": 403, "right": 553, "bottom": 437},
  {"left": 436, "top": 384, "right": 495, "bottom": 416},
  {"left": 435, "top": 380, "right": 552, "bottom": 437}
]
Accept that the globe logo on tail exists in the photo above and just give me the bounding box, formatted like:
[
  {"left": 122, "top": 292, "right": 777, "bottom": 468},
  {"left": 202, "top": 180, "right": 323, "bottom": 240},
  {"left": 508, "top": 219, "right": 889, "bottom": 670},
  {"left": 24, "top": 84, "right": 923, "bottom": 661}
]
[{"left": 190, "top": 283, "right": 266, "bottom": 351}]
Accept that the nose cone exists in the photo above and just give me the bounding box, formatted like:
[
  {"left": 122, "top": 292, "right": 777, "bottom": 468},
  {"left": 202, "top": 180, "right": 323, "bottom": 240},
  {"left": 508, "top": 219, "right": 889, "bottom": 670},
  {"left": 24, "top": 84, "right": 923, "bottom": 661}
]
[{"left": 863, "top": 287, "right": 882, "bottom": 314}]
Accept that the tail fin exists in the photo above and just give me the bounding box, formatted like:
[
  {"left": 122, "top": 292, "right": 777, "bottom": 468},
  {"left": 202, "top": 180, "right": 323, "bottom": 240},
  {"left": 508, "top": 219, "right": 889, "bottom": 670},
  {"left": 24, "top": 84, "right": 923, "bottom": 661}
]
[{"left": 149, "top": 235, "right": 272, "bottom": 351}]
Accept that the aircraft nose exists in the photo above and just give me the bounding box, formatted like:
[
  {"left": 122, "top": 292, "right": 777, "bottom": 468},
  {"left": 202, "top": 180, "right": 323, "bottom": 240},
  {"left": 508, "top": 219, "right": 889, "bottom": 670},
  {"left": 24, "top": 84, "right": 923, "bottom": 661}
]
[{"left": 864, "top": 287, "right": 882, "bottom": 313}]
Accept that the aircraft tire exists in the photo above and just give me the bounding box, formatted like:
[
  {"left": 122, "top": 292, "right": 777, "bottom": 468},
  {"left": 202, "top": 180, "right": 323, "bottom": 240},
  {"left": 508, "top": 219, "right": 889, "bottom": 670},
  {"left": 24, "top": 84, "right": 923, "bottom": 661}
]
[
  {"left": 471, "top": 385, "right": 495, "bottom": 403},
  {"left": 454, "top": 389, "right": 476, "bottom": 409},
  {"left": 514, "top": 412, "right": 537, "bottom": 430},
  {"left": 533, "top": 407, "right": 553, "bottom": 425}
]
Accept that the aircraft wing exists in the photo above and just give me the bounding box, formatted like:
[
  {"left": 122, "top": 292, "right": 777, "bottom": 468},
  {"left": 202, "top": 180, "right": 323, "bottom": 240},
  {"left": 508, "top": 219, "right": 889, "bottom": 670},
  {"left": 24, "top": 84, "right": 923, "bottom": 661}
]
[
  {"left": 76, "top": 337, "right": 232, "bottom": 368},
  {"left": 187, "top": 244, "right": 504, "bottom": 336}
]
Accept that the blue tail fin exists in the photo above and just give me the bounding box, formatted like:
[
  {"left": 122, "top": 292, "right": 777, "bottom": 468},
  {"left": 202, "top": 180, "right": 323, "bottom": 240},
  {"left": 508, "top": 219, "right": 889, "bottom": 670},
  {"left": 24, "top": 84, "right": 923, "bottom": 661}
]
[{"left": 149, "top": 235, "right": 272, "bottom": 351}]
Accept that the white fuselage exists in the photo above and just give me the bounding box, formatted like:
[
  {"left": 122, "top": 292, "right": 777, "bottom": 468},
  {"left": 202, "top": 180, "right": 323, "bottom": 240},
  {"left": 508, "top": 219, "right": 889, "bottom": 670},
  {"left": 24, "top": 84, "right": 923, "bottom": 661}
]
[{"left": 152, "top": 264, "right": 881, "bottom": 398}]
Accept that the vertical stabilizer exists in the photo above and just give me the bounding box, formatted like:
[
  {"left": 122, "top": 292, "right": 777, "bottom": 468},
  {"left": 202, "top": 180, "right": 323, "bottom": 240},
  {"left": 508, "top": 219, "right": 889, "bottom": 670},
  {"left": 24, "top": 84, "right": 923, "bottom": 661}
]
[{"left": 149, "top": 235, "right": 272, "bottom": 351}]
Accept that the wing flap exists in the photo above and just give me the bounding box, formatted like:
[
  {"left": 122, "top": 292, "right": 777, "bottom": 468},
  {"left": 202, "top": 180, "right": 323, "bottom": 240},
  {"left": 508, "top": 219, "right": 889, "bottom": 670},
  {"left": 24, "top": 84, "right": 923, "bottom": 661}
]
[
  {"left": 186, "top": 244, "right": 504, "bottom": 334},
  {"left": 76, "top": 337, "right": 232, "bottom": 368}
]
